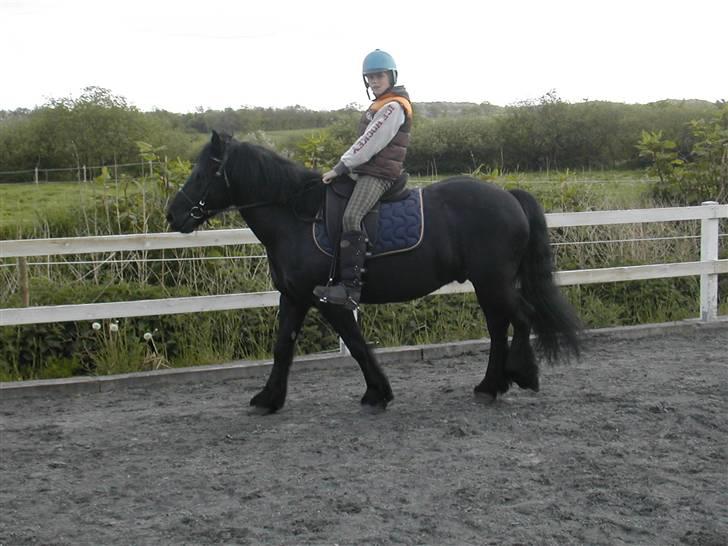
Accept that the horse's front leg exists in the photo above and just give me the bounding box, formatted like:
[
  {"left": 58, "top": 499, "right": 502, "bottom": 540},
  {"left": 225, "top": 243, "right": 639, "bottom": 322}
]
[
  {"left": 318, "top": 304, "right": 393, "bottom": 411},
  {"left": 250, "top": 294, "right": 310, "bottom": 414}
]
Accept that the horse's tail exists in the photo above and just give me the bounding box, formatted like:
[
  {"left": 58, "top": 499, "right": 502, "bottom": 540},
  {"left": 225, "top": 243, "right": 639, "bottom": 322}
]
[{"left": 509, "top": 188, "right": 582, "bottom": 363}]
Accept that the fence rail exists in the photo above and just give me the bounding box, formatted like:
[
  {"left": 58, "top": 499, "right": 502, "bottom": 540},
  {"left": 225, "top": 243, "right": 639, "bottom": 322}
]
[{"left": 1, "top": 203, "right": 726, "bottom": 327}]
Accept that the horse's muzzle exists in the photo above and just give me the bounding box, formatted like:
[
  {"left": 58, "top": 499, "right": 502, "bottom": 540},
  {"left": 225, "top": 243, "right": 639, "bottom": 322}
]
[{"left": 166, "top": 212, "right": 195, "bottom": 234}]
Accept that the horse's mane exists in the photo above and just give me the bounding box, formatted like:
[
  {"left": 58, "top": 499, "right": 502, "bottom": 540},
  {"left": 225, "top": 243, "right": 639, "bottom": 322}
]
[{"left": 227, "top": 141, "right": 325, "bottom": 219}]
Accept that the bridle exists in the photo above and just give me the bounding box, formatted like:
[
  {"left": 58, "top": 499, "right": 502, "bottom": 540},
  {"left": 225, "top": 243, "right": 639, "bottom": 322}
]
[
  {"left": 177, "top": 147, "right": 276, "bottom": 220},
  {"left": 177, "top": 152, "right": 230, "bottom": 220}
]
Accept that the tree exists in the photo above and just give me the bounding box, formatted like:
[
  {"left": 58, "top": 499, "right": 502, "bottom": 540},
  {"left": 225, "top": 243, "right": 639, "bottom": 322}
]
[{"left": 0, "top": 87, "right": 191, "bottom": 178}]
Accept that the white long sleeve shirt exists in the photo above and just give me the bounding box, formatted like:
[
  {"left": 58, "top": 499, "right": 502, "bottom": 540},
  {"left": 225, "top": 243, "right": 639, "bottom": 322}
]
[{"left": 332, "top": 101, "right": 406, "bottom": 177}]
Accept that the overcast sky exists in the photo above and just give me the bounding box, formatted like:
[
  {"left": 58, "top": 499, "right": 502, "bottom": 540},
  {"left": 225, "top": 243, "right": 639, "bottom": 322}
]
[{"left": 2, "top": 0, "right": 725, "bottom": 112}]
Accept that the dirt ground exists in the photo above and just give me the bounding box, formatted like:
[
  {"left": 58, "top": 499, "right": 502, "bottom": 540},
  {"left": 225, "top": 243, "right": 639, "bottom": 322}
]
[{"left": 1, "top": 324, "right": 727, "bottom": 546}]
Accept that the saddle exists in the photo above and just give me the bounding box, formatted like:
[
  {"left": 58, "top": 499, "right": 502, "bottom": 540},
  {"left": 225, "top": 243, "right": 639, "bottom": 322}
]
[
  {"left": 318, "top": 173, "right": 410, "bottom": 251},
  {"left": 313, "top": 173, "right": 424, "bottom": 258}
]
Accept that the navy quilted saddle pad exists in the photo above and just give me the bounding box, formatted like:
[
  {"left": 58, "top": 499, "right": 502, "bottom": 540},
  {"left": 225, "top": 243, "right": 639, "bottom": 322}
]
[{"left": 313, "top": 188, "right": 424, "bottom": 258}]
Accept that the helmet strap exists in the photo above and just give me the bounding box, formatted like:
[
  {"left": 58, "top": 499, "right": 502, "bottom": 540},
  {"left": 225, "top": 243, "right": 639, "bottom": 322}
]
[
  {"left": 364, "top": 79, "right": 373, "bottom": 100},
  {"left": 363, "top": 71, "right": 395, "bottom": 101}
]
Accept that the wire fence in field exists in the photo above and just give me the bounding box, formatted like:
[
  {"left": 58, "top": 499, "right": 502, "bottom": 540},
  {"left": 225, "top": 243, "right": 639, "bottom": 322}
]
[
  {"left": 2, "top": 161, "right": 658, "bottom": 186},
  {"left": 0, "top": 160, "right": 166, "bottom": 184}
]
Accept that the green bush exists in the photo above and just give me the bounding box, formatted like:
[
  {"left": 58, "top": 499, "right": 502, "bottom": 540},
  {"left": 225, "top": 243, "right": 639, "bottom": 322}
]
[
  {"left": 407, "top": 117, "right": 500, "bottom": 175},
  {"left": 638, "top": 105, "right": 728, "bottom": 205}
]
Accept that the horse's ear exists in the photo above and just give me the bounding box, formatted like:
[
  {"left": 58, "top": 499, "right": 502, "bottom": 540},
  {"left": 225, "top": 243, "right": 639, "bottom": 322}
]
[{"left": 211, "top": 130, "right": 222, "bottom": 153}]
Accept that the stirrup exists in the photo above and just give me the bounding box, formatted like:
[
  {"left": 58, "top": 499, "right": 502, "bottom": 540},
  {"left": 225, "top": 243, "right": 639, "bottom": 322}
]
[
  {"left": 313, "top": 284, "right": 360, "bottom": 311},
  {"left": 317, "top": 295, "right": 359, "bottom": 311}
]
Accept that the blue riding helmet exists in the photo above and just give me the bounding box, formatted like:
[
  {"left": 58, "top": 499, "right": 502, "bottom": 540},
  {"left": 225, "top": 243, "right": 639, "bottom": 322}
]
[{"left": 362, "top": 49, "right": 398, "bottom": 88}]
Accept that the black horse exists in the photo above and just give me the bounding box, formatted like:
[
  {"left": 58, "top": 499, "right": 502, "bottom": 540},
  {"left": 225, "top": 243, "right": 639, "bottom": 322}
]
[{"left": 167, "top": 131, "right": 580, "bottom": 414}]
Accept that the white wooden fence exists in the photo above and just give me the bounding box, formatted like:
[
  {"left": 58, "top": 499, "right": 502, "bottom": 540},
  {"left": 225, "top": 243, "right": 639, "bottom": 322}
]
[{"left": 1, "top": 202, "right": 726, "bottom": 327}]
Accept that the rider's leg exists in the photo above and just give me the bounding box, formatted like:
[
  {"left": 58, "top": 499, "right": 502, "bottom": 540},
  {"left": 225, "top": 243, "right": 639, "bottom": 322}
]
[
  {"left": 341, "top": 175, "right": 393, "bottom": 233},
  {"left": 314, "top": 175, "right": 394, "bottom": 309}
]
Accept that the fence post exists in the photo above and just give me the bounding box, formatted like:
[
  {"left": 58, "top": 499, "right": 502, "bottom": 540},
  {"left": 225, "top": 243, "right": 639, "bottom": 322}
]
[
  {"left": 34, "top": 167, "right": 39, "bottom": 184},
  {"left": 82, "top": 165, "right": 87, "bottom": 183},
  {"left": 17, "top": 258, "right": 30, "bottom": 307},
  {"left": 700, "top": 201, "right": 719, "bottom": 321}
]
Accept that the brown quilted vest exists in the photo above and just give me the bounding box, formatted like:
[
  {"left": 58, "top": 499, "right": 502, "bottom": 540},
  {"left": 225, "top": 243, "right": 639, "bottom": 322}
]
[{"left": 353, "top": 86, "right": 412, "bottom": 181}]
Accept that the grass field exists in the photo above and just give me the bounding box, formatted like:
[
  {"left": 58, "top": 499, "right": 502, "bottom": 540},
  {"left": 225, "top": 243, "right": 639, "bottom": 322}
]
[
  {"left": 412, "top": 169, "right": 654, "bottom": 206},
  {"left": 267, "top": 128, "right": 328, "bottom": 148},
  {"left": 0, "top": 179, "right": 160, "bottom": 233},
  {"left": 0, "top": 169, "right": 655, "bottom": 233}
]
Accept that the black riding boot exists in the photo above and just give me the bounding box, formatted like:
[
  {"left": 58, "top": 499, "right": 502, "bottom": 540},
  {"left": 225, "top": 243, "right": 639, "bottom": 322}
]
[{"left": 313, "top": 230, "right": 368, "bottom": 310}]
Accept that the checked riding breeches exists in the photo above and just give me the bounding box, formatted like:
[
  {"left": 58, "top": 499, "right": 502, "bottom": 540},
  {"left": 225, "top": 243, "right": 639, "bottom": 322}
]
[{"left": 342, "top": 175, "right": 395, "bottom": 233}]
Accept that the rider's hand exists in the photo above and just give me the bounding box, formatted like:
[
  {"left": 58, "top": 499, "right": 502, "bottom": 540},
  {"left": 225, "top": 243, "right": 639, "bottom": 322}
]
[{"left": 322, "top": 170, "right": 337, "bottom": 184}]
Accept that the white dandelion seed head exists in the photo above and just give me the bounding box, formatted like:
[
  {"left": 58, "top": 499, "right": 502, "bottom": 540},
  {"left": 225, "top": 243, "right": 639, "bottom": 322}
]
[
  {"left": 109, "top": 323, "right": 119, "bottom": 332},
  {"left": 92, "top": 322, "right": 101, "bottom": 331},
  {"left": 143, "top": 332, "right": 153, "bottom": 341}
]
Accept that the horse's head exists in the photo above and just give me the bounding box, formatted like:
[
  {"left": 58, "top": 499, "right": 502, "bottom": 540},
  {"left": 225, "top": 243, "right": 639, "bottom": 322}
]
[{"left": 166, "top": 130, "right": 235, "bottom": 233}]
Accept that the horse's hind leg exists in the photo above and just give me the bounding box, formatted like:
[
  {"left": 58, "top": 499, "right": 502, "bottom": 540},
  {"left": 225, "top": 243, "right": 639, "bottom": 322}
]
[
  {"left": 505, "top": 294, "right": 539, "bottom": 392},
  {"left": 474, "top": 305, "right": 511, "bottom": 401},
  {"left": 318, "top": 304, "right": 393, "bottom": 411},
  {"left": 473, "top": 285, "right": 539, "bottom": 400}
]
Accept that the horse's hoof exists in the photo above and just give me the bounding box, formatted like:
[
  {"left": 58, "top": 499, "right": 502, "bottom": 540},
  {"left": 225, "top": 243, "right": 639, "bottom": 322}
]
[
  {"left": 360, "top": 402, "right": 388, "bottom": 415},
  {"left": 509, "top": 372, "right": 540, "bottom": 392},
  {"left": 473, "top": 389, "right": 497, "bottom": 404},
  {"left": 248, "top": 404, "right": 276, "bottom": 416},
  {"left": 360, "top": 387, "right": 392, "bottom": 412},
  {"left": 249, "top": 389, "right": 283, "bottom": 415}
]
